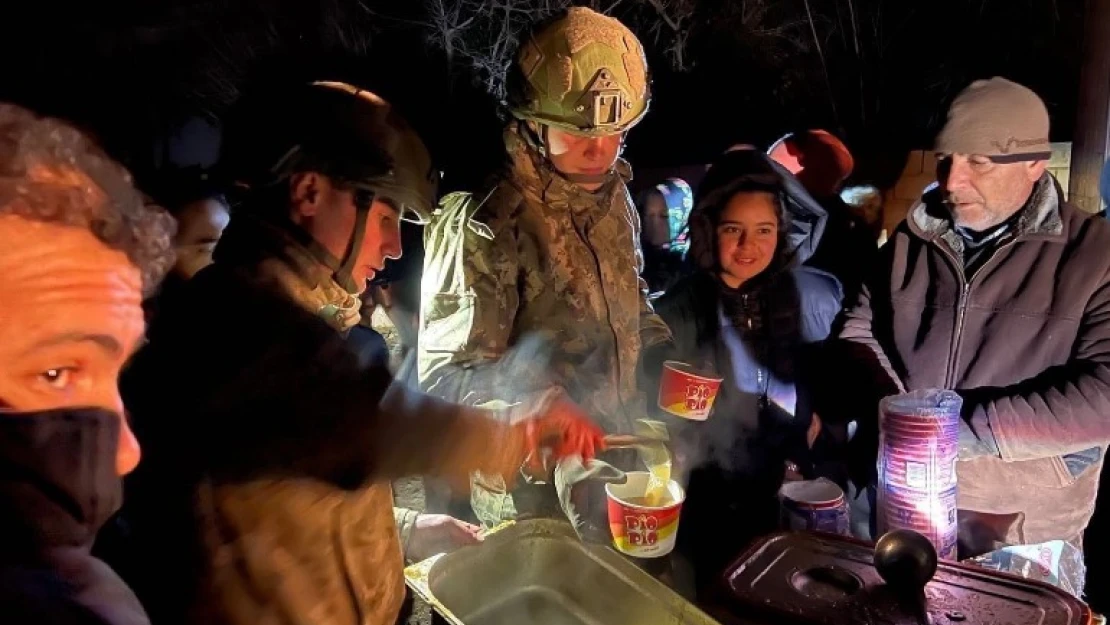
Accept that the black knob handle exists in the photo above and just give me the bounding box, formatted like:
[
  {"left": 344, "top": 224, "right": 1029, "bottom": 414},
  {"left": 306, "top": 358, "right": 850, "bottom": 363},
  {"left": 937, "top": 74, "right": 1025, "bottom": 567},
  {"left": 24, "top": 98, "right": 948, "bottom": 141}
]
[{"left": 874, "top": 529, "right": 939, "bottom": 592}]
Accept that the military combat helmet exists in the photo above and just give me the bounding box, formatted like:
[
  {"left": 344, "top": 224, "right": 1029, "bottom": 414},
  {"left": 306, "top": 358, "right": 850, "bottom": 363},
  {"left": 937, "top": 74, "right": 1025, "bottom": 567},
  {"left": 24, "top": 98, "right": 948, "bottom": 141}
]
[
  {"left": 221, "top": 80, "right": 437, "bottom": 224},
  {"left": 507, "top": 7, "right": 650, "bottom": 136}
]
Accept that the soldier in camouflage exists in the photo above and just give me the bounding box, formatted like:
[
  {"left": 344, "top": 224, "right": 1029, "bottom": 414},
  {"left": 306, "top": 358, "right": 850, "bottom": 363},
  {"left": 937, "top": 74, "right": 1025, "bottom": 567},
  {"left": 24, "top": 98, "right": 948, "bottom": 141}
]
[{"left": 419, "top": 7, "right": 673, "bottom": 527}]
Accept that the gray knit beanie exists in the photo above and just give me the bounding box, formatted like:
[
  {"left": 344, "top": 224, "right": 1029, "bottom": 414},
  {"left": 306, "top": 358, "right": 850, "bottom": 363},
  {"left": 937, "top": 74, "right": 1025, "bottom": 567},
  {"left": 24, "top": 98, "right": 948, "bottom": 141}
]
[{"left": 934, "top": 77, "right": 1051, "bottom": 161}]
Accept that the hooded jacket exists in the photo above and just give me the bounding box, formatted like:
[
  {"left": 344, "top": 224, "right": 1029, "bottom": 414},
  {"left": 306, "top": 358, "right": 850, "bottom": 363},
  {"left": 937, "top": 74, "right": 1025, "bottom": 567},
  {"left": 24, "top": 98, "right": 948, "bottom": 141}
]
[
  {"left": 654, "top": 151, "right": 842, "bottom": 588},
  {"left": 839, "top": 173, "right": 1110, "bottom": 552}
]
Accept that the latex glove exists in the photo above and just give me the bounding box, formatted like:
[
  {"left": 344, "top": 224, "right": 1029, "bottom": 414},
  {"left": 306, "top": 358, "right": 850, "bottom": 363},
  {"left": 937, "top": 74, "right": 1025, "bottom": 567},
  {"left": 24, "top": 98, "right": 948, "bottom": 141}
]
[
  {"left": 514, "top": 396, "right": 606, "bottom": 475},
  {"left": 554, "top": 455, "right": 627, "bottom": 538},
  {"left": 405, "top": 513, "right": 483, "bottom": 562}
]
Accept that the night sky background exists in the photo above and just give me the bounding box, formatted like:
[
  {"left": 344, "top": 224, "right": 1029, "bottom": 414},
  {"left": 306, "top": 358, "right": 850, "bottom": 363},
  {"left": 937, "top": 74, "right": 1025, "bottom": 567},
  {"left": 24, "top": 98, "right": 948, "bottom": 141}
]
[{"left": 0, "top": 0, "right": 1087, "bottom": 193}]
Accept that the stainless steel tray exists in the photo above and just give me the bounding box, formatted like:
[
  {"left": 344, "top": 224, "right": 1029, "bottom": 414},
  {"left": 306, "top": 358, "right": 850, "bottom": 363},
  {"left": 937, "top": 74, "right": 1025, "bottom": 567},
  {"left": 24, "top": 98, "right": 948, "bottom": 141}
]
[{"left": 404, "top": 519, "right": 721, "bottom": 625}]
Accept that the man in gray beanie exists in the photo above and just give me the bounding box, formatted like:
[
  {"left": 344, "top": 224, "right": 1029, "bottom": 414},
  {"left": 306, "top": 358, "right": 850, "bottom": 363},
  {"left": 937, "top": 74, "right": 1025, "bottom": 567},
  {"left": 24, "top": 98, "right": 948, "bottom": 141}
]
[{"left": 834, "top": 77, "right": 1110, "bottom": 564}]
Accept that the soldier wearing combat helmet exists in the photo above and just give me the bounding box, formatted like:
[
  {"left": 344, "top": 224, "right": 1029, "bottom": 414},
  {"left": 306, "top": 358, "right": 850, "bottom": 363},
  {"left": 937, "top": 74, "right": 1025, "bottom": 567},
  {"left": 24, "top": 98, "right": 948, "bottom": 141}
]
[
  {"left": 419, "top": 7, "right": 673, "bottom": 528},
  {"left": 117, "top": 80, "right": 603, "bottom": 625}
]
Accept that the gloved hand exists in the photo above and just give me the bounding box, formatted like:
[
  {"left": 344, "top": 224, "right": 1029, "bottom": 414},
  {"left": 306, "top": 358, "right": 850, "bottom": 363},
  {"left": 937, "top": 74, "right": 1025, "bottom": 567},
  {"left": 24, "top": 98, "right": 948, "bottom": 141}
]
[
  {"left": 512, "top": 395, "right": 606, "bottom": 476},
  {"left": 554, "top": 455, "right": 627, "bottom": 539}
]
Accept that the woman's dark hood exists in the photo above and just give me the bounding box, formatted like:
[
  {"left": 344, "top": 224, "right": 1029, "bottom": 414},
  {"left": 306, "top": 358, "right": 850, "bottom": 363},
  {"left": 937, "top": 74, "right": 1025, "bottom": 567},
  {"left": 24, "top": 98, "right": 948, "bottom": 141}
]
[{"left": 687, "top": 149, "right": 828, "bottom": 273}]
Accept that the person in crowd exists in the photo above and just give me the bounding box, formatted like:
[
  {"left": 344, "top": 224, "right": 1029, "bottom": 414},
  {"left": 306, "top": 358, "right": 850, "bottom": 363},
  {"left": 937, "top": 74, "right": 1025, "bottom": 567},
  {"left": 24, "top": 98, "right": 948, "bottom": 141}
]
[
  {"left": 769, "top": 129, "right": 877, "bottom": 301},
  {"left": 419, "top": 7, "right": 673, "bottom": 529},
  {"left": 639, "top": 177, "right": 693, "bottom": 294},
  {"left": 117, "top": 79, "right": 604, "bottom": 625},
  {"left": 139, "top": 166, "right": 231, "bottom": 321},
  {"left": 840, "top": 184, "right": 885, "bottom": 241},
  {"left": 0, "top": 103, "right": 175, "bottom": 625},
  {"left": 837, "top": 77, "right": 1110, "bottom": 560},
  {"left": 156, "top": 166, "right": 231, "bottom": 281},
  {"left": 655, "top": 149, "right": 842, "bottom": 594}
]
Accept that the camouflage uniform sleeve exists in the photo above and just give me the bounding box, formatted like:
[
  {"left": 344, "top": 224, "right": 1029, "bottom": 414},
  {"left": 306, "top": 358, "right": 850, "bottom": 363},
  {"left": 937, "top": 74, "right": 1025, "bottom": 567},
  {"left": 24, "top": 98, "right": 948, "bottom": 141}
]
[{"left": 419, "top": 189, "right": 555, "bottom": 407}]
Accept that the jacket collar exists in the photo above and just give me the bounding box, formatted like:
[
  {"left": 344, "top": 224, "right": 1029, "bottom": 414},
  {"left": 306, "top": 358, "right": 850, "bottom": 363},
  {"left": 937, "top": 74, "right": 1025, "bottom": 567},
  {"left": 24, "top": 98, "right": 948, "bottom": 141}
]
[{"left": 908, "top": 173, "right": 1065, "bottom": 254}]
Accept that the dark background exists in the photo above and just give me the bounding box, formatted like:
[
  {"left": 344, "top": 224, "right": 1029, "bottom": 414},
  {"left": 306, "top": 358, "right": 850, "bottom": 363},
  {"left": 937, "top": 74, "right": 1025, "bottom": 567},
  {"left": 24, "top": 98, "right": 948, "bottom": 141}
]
[{"left": 0, "top": 0, "right": 1085, "bottom": 193}]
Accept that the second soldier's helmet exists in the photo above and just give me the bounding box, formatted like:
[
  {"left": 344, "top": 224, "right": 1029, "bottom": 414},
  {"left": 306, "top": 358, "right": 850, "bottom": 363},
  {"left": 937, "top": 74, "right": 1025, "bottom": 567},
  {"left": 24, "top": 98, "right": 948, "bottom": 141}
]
[
  {"left": 221, "top": 80, "right": 437, "bottom": 224},
  {"left": 506, "top": 7, "right": 650, "bottom": 136}
]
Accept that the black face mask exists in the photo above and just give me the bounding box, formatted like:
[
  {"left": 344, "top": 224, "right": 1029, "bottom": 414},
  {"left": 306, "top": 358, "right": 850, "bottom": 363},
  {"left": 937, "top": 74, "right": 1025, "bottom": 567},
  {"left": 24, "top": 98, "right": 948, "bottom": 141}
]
[{"left": 0, "top": 407, "right": 123, "bottom": 555}]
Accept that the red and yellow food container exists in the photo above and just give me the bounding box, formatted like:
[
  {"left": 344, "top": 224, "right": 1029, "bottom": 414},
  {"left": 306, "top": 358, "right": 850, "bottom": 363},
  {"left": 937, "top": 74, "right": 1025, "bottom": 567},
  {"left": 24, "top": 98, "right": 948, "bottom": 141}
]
[
  {"left": 657, "top": 361, "right": 724, "bottom": 420},
  {"left": 606, "top": 472, "right": 686, "bottom": 558}
]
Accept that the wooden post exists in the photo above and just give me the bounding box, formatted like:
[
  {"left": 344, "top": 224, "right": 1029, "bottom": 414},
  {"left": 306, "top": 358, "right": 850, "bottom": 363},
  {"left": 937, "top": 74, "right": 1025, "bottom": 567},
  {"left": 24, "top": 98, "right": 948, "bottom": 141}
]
[{"left": 1068, "top": 0, "right": 1110, "bottom": 213}]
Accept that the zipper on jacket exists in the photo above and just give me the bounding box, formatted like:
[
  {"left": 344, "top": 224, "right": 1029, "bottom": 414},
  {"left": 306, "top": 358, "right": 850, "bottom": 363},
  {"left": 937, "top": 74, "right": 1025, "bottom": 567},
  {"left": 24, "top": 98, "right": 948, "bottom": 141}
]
[
  {"left": 946, "top": 282, "right": 970, "bottom": 388},
  {"left": 933, "top": 236, "right": 1021, "bottom": 388},
  {"left": 740, "top": 292, "right": 770, "bottom": 406}
]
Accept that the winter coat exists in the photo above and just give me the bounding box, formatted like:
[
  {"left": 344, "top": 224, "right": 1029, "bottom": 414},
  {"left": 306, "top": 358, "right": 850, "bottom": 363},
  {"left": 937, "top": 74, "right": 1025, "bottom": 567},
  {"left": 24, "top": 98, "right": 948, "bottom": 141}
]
[
  {"left": 116, "top": 217, "right": 526, "bottom": 625},
  {"left": 654, "top": 150, "right": 842, "bottom": 589},
  {"left": 839, "top": 173, "right": 1110, "bottom": 551},
  {"left": 418, "top": 122, "right": 672, "bottom": 527},
  {"left": 0, "top": 409, "right": 149, "bottom": 625}
]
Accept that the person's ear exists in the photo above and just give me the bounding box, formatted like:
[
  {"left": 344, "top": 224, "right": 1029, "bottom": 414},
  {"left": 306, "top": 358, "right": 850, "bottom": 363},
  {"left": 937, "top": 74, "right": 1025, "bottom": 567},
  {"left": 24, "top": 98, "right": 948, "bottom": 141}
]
[
  {"left": 289, "top": 172, "right": 323, "bottom": 219},
  {"left": 1026, "top": 159, "right": 1048, "bottom": 183}
]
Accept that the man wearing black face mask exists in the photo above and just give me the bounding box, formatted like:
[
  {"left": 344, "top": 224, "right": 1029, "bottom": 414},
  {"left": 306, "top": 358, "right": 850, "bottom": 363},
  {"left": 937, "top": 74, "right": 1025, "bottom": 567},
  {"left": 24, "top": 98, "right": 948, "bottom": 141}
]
[{"left": 0, "top": 105, "right": 175, "bottom": 624}]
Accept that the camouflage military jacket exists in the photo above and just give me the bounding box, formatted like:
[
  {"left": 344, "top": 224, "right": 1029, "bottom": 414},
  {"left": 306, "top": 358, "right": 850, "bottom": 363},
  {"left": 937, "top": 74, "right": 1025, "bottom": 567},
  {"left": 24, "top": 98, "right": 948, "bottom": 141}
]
[{"left": 419, "top": 124, "right": 672, "bottom": 434}]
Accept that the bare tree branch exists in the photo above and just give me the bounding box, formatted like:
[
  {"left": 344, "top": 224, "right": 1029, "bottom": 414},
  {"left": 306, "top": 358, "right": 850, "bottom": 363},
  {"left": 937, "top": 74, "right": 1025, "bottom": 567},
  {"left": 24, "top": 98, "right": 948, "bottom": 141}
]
[
  {"left": 419, "top": 0, "right": 574, "bottom": 99},
  {"left": 801, "top": 0, "right": 840, "bottom": 125},
  {"left": 641, "top": 0, "right": 695, "bottom": 69}
]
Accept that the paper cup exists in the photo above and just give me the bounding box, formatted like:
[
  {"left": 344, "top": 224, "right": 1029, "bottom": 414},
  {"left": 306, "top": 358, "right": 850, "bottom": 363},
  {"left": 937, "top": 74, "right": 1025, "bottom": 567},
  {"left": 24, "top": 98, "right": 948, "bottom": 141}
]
[
  {"left": 779, "top": 478, "right": 850, "bottom": 536},
  {"left": 657, "top": 361, "right": 724, "bottom": 420},
  {"left": 606, "top": 471, "right": 686, "bottom": 558}
]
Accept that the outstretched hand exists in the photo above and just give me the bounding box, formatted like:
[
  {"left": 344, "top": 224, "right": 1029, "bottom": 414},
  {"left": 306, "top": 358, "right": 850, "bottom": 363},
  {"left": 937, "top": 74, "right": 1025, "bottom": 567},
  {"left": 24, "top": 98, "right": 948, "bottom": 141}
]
[
  {"left": 406, "top": 514, "right": 483, "bottom": 562},
  {"left": 516, "top": 396, "right": 606, "bottom": 474}
]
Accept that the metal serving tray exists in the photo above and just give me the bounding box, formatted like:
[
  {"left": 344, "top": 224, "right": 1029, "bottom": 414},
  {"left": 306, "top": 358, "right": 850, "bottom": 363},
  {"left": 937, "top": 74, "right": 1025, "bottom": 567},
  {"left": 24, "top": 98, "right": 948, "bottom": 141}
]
[{"left": 404, "top": 519, "right": 721, "bottom": 625}]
